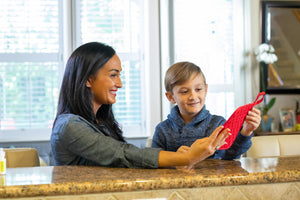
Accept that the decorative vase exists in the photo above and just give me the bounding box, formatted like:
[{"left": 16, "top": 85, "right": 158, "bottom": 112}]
[{"left": 261, "top": 115, "right": 273, "bottom": 132}]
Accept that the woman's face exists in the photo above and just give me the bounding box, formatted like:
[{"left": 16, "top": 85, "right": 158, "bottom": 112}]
[{"left": 86, "top": 54, "right": 122, "bottom": 113}]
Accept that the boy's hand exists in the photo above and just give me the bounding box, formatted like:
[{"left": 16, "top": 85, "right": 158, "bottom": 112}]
[
  {"left": 175, "top": 146, "right": 191, "bottom": 170},
  {"left": 176, "top": 145, "right": 190, "bottom": 153},
  {"left": 241, "top": 108, "right": 261, "bottom": 136}
]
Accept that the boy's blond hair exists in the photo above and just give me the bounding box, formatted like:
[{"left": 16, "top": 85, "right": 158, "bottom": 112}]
[{"left": 164, "top": 62, "right": 206, "bottom": 93}]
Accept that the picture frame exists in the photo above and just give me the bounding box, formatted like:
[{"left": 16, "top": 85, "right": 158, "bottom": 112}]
[
  {"left": 261, "top": 1, "right": 300, "bottom": 94},
  {"left": 279, "top": 108, "right": 296, "bottom": 132}
]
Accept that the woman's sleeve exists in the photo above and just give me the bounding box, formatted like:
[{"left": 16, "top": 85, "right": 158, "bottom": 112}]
[{"left": 60, "top": 117, "right": 161, "bottom": 168}]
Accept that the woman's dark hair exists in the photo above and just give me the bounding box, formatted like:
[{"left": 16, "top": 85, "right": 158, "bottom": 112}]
[{"left": 54, "top": 42, "right": 125, "bottom": 142}]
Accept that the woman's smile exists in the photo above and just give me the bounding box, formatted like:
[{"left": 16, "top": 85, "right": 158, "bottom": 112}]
[{"left": 110, "top": 90, "right": 118, "bottom": 97}]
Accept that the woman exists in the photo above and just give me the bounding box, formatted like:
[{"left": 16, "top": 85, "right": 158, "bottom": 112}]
[{"left": 50, "top": 42, "right": 231, "bottom": 168}]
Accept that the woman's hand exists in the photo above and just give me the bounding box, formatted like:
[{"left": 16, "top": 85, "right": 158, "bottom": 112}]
[
  {"left": 241, "top": 108, "right": 261, "bottom": 136},
  {"left": 187, "top": 126, "right": 231, "bottom": 167},
  {"left": 158, "top": 126, "right": 230, "bottom": 168}
]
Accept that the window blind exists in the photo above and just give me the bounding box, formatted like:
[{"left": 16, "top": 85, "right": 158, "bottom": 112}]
[
  {"left": 77, "top": 0, "right": 146, "bottom": 136},
  {"left": 0, "top": 0, "right": 61, "bottom": 130}
]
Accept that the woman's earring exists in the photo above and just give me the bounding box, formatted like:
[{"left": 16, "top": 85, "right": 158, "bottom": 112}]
[{"left": 86, "top": 80, "right": 91, "bottom": 88}]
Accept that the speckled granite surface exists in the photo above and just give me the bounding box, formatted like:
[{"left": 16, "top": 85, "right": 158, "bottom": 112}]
[{"left": 0, "top": 156, "right": 299, "bottom": 198}]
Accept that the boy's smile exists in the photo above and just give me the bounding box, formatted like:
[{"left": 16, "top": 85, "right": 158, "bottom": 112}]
[{"left": 166, "top": 73, "right": 207, "bottom": 124}]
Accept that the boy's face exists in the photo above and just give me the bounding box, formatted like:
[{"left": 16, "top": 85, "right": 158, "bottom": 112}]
[{"left": 166, "top": 73, "right": 207, "bottom": 122}]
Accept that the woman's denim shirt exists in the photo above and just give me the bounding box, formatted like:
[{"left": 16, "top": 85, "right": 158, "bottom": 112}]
[{"left": 51, "top": 114, "right": 160, "bottom": 168}]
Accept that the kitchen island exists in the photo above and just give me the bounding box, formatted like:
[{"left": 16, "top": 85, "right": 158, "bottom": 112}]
[{"left": 0, "top": 156, "right": 300, "bottom": 199}]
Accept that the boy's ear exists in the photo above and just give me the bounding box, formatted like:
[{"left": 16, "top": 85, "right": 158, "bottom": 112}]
[{"left": 165, "top": 91, "right": 176, "bottom": 104}]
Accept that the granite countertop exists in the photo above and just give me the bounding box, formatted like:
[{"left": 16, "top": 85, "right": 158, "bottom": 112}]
[{"left": 0, "top": 156, "right": 300, "bottom": 198}]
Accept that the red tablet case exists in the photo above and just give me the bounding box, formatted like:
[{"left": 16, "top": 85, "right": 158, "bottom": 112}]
[{"left": 218, "top": 92, "right": 265, "bottom": 150}]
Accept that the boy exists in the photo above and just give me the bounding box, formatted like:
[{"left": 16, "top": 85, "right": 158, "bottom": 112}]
[{"left": 151, "top": 62, "right": 261, "bottom": 159}]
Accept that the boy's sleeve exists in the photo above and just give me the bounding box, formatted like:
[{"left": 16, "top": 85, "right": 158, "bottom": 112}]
[
  {"left": 151, "top": 125, "right": 167, "bottom": 150},
  {"left": 217, "top": 131, "right": 253, "bottom": 160},
  {"left": 212, "top": 115, "right": 252, "bottom": 160}
]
